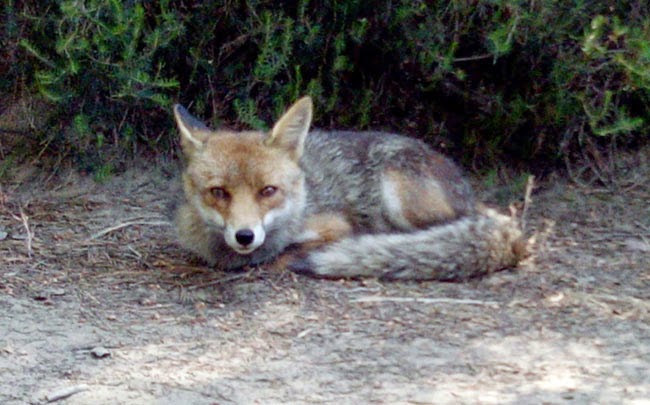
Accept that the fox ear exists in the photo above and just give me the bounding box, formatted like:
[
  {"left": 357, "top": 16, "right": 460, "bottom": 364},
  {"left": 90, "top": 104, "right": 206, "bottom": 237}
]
[
  {"left": 266, "top": 96, "right": 313, "bottom": 160},
  {"left": 173, "top": 104, "right": 211, "bottom": 156}
]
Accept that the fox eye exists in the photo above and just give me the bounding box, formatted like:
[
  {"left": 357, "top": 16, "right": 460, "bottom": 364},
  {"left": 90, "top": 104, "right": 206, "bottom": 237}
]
[
  {"left": 210, "top": 187, "right": 229, "bottom": 200},
  {"left": 260, "top": 185, "right": 278, "bottom": 198}
]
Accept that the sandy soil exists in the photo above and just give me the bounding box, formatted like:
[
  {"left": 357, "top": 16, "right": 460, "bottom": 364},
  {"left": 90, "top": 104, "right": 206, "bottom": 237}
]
[{"left": 0, "top": 155, "right": 648, "bottom": 404}]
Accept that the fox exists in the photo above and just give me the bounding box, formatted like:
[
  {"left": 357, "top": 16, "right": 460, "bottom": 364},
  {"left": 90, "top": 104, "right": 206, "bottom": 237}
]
[{"left": 172, "top": 96, "right": 527, "bottom": 281}]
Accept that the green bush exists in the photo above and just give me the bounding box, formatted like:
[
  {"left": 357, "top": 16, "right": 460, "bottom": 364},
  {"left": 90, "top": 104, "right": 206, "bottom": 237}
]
[
  {"left": 3, "top": 1, "right": 649, "bottom": 178},
  {"left": 11, "top": 0, "right": 183, "bottom": 170}
]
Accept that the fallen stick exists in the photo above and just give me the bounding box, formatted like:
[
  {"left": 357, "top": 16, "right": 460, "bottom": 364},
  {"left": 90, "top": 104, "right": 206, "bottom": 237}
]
[
  {"left": 350, "top": 296, "right": 499, "bottom": 306},
  {"left": 45, "top": 384, "right": 89, "bottom": 403},
  {"left": 88, "top": 219, "right": 170, "bottom": 240},
  {"left": 11, "top": 206, "right": 34, "bottom": 258}
]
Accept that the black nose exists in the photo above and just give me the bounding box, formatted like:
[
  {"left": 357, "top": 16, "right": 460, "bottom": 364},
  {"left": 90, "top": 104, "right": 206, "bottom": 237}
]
[{"left": 235, "top": 229, "right": 255, "bottom": 246}]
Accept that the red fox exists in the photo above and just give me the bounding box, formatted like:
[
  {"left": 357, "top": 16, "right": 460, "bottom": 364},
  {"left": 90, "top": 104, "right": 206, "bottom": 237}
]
[{"left": 172, "top": 97, "right": 526, "bottom": 280}]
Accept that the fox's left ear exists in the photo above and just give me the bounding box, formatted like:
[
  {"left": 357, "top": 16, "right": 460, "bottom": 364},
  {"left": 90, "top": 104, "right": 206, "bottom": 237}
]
[
  {"left": 266, "top": 96, "right": 313, "bottom": 160},
  {"left": 173, "top": 104, "right": 211, "bottom": 157}
]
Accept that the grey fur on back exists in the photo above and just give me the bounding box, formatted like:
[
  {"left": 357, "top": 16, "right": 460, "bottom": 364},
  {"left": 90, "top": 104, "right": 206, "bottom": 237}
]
[{"left": 301, "top": 130, "right": 475, "bottom": 232}]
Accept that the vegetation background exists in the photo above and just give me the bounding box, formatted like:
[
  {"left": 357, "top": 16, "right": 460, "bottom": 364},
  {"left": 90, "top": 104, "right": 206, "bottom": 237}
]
[{"left": 1, "top": 0, "right": 648, "bottom": 183}]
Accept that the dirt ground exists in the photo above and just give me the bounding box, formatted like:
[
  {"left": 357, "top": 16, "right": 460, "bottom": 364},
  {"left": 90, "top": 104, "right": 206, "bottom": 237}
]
[{"left": 0, "top": 152, "right": 648, "bottom": 404}]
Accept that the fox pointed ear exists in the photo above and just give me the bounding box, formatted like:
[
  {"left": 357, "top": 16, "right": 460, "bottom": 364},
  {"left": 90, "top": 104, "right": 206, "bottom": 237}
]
[
  {"left": 266, "top": 96, "right": 313, "bottom": 160},
  {"left": 173, "top": 104, "right": 211, "bottom": 156}
]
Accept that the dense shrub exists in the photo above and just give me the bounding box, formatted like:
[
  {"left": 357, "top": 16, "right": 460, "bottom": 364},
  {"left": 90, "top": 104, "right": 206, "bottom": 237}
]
[{"left": 2, "top": 0, "right": 649, "bottom": 177}]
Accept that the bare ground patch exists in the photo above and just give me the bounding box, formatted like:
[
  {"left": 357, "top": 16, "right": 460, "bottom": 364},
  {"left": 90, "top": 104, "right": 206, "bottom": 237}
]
[{"left": 0, "top": 156, "right": 648, "bottom": 404}]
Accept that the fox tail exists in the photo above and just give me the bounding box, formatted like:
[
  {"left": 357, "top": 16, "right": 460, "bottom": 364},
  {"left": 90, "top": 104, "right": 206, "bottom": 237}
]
[{"left": 289, "top": 209, "right": 528, "bottom": 281}]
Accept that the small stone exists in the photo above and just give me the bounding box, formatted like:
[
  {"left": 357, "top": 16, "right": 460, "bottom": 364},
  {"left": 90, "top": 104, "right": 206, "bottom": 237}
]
[
  {"left": 50, "top": 289, "right": 66, "bottom": 296},
  {"left": 90, "top": 346, "right": 111, "bottom": 359}
]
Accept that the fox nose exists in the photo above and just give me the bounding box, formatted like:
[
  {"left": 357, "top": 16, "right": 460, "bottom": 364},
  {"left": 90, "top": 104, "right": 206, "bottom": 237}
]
[{"left": 235, "top": 229, "right": 255, "bottom": 246}]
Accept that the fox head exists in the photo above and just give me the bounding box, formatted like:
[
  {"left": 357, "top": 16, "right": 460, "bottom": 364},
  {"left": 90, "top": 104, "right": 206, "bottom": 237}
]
[{"left": 173, "top": 97, "right": 313, "bottom": 255}]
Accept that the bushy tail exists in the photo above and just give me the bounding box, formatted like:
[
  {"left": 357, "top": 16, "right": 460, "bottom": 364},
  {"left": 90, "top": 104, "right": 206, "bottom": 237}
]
[{"left": 289, "top": 210, "right": 528, "bottom": 281}]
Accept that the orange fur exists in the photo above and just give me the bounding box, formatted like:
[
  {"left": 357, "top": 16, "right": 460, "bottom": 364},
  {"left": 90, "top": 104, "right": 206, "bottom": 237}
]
[
  {"left": 301, "top": 213, "right": 353, "bottom": 249},
  {"left": 383, "top": 169, "right": 456, "bottom": 229}
]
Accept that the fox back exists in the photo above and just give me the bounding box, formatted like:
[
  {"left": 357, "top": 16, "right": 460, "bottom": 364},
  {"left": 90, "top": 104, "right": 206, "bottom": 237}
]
[{"left": 301, "top": 129, "right": 475, "bottom": 232}]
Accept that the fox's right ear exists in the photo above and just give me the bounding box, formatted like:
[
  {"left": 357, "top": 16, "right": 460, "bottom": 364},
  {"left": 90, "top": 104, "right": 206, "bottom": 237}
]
[{"left": 173, "top": 104, "right": 211, "bottom": 156}]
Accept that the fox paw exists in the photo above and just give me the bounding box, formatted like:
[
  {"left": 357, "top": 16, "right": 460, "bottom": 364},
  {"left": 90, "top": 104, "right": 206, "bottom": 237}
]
[
  {"left": 287, "top": 257, "right": 317, "bottom": 277},
  {"left": 288, "top": 257, "right": 350, "bottom": 280}
]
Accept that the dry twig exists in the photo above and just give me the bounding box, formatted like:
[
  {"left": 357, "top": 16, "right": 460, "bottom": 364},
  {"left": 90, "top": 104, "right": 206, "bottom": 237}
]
[
  {"left": 11, "top": 206, "right": 34, "bottom": 258},
  {"left": 44, "top": 384, "right": 89, "bottom": 403},
  {"left": 350, "top": 296, "right": 499, "bottom": 307},
  {"left": 521, "top": 174, "right": 535, "bottom": 231},
  {"left": 87, "top": 219, "right": 170, "bottom": 241}
]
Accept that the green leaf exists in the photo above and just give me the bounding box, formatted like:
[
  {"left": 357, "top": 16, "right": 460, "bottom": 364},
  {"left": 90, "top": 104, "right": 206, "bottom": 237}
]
[{"left": 592, "top": 116, "right": 644, "bottom": 137}]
